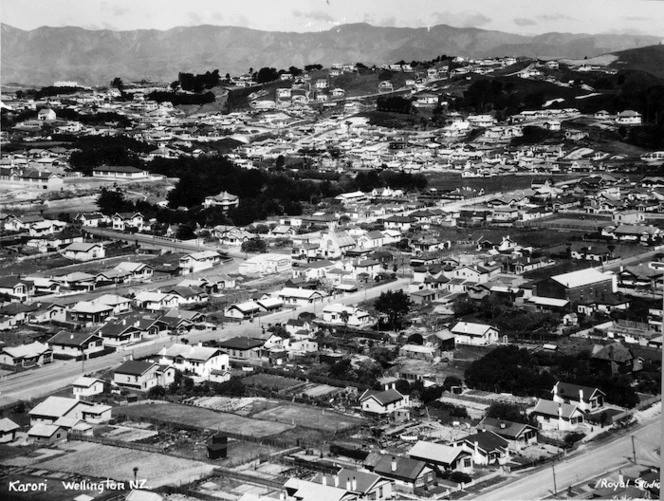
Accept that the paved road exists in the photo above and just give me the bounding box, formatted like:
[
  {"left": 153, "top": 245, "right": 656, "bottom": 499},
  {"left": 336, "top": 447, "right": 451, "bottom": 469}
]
[
  {"left": 0, "top": 277, "right": 410, "bottom": 407},
  {"left": 472, "top": 416, "right": 661, "bottom": 501}
]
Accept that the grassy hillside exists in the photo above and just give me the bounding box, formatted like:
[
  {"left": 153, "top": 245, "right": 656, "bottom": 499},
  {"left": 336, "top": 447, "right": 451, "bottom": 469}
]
[{"left": 610, "top": 45, "right": 664, "bottom": 78}]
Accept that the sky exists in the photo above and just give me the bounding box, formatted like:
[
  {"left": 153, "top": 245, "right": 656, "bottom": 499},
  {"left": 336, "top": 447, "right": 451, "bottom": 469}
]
[{"left": 3, "top": 0, "right": 664, "bottom": 37}]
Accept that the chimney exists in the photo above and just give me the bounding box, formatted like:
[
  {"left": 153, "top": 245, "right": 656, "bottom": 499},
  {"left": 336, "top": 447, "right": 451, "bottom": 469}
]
[
  {"left": 579, "top": 389, "right": 584, "bottom": 403},
  {"left": 322, "top": 476, "right": 327, "bottom": 486},
  {"left": 474, "top": 440, "right": 479, "bottom": 453},
  {"left": 198, "top": 341, "right": 203, "bottom": 347},
  {"left": 500, "top": 422, "right": 506, "bottom": 429},
  {"left": 346, "top": 477, "right": 351, "bottom": 491},
  {"left": 279, "top": 491, "right": 285, "bottom": 501},
  {"left": 334, "top": 475, "right": 339, "bottom": 487},
  {"left": 391, "top": 457, "right": 397, "bottom": 471},
  {"left": 352, "top": 477, "right": 357, "bottom": 491},
  {"left": 558, "top": 403, "right": 563, "bottom": 420}
]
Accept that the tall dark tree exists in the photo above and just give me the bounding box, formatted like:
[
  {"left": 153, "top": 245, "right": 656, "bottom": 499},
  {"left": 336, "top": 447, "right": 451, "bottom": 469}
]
[{"left": 374, "top": 290, "right": 411, "bottom": 331}]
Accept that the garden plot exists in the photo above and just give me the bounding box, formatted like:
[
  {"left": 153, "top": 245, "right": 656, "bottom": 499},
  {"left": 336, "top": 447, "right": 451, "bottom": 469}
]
[
  {"left": 115, "top": 402, "right": 293, "bottom": 437},
  {"left": 252, "top": 404, "right": 365, "bottom": 432},
  {"left": 300, "top": 384, "right": 341, "bottom": 398},
  {"left": 6, "top": 441, "right": 215, "bottom": 488}
]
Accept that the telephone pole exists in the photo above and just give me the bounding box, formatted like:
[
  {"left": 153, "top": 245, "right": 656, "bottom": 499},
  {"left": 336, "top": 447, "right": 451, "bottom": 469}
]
[
  {"left": 631, "top": 435, "right": 637, "bottom": 464},
  {"left": 552, "top": 463, "right": 558, "bottom": 497}
]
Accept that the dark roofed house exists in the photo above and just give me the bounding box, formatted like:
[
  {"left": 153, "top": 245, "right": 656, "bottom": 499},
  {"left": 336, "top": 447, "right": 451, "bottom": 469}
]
[
  {"left": 113, "top": 360, "right": 175, "bottom": 391},
  {"left": 47, "top": 330, "right": 105, "bottom": 359},
  {"left": 452, "top": 430, "right": 510, "bottom": 465},
  {"left": 591, "top": 342, "right": 641, "bottom": 375},
  {"left": 476, "top": 417, "right": 538, "bottom": 451},
  {"left": 408, "top": 440, "right": 473, "bottom": 473},
  {"left": 552, "top": 381, "right": 605, "bottom": 413},
  {"left": 359, "top": 387, "right": 409, "bottom": 415},
  {"left": 217, "top": 337, "right": 265, "bottom": 362},
  {"left": 368, "top": 454, "right": 435, "bottom": 494}
]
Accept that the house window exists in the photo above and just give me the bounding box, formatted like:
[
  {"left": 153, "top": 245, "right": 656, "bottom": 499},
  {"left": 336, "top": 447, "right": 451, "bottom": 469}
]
[{"left": 463, "top": 458, "right": 471, "bottom": 467}]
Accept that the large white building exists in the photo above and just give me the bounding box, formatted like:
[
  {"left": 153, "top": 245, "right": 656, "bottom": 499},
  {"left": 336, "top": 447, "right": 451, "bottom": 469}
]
[
  {"left": 158, "top": 342, "right": 229, "bottom": 380},
  {"left": 238, "top": 253, "right": 292, "bottom": 276}
]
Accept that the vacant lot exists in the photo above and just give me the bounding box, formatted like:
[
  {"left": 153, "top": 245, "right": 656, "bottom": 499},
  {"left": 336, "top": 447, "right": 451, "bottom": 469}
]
[
  {"left": 243, "top": 373, "right": 304, "bottom": 392},
  {"left": 252, "top": 404, "right": 365, "bottom": 432},
  {"left": 115, "top": 402, "right": 293, "bottom": 438},
  {"left": 3, "top": 441, "right": 215, "bottom": 489}
]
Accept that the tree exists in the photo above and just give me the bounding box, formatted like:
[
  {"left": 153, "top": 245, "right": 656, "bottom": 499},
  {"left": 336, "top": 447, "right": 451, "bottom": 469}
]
[
  {"left": 255, "top": 67, "right": 280, "bottom": 84},
  {"left": 110, "top": 77, "right": 124, "bottom": 91},
  {"left": 241, "top": 237, "right": 267, "bottom": 254},
  {"left": 374, "top": 290, "right": 411, "bottom": 331},
  {"left": 486, "top": 401, "right": 527, "bottom": 423},
  {"left": 147, "top": 385, "right": 166, "bottom": 399}
]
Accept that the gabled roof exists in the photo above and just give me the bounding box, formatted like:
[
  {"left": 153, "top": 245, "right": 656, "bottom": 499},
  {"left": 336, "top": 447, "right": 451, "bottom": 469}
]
[
  {"left": 477, "top": 417, "right": 537, "bottom": 440},
  {"left": 359, "top": 388, "right": 404, "bottom": 406},
  {"left": 457, "top": 431, "right": 509, "bottom": 453},
  {"left": 554, "top": 381, "right": 605, "bottom": 403},
  {"left": 450, "top": 322, "right": 497, "bottom": 336},
  {"left": 28, "top": 396, "right": 80, "bottom": 419},
  {"left": 531, "top": 399, "right": 582, "bottom": 419},
  {"left": 0, "top": 417, "right": 20, "bottom": 433},
  {"left": 408, "top": 440, "right": 467, "bottom": 465},
  {"left": 591, "top": 342, "right": 633, "bottom": 363},
  {"left": 114, "top": 360, "right": 156, "bottom": 377},
  {"left": 217, "top": 337, "right": 265, "bottom": 350},
  {"left": 48, "top": 330, "right": 102, "bottom": 347},
  {"left": 159, "top": 343, "right": 222, "bottom": 362},
  {"left": 372, "top": 455, "right": 427, "bottom": 482}
]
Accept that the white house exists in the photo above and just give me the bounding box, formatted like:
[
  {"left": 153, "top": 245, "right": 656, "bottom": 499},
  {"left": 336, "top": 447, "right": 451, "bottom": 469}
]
[
  {"left": 159, "top": 342, "right": 229, "bottom": 380},
  {"left": 72, "top": 376, "right": 105, "bottom": 399},
  {"left": 359, "top": 387, "right": 409, "bottom": 415},
  {"left": 322, "top": 304, "right": 374, "bottom": 328},
  {"left": 277, "top": 287, "right": 328, "bottom": 306},
  {"left": 179, "top": 251, "right": 222, "bottom": 275},
  {"left": 450, "top": 322, "right": 500, "bottom": 346},
  {"left": 62, "top": 243, "right": 105, "bottom": 262},
  {"left": 615, "top": 110, "right": 642, "bottom": 125},
  {"left": 530, "top": 399, "right": 585, "bottom": 431},
  {"left": 238, "top": 253, "right": 292, "bottom": 276}
]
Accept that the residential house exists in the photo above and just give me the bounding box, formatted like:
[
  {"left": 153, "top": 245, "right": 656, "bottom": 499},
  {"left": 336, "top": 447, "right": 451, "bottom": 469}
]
[
  {"left": 552, "top": 381, "right": 606, "bottom": 413},
  {"left": 312, "top": 469, "right": 393, "bottom": 500},
  {"left": 408, "top": 440, "right": 473, "bottom": 473},
  {"left": 238, "top": 253, "right": 292, "bottom": 276},
  {"left": 112, "top": 212, "right": 144, "bottom": 231},
  {"left": 452, "top": 431, "right": 510, "bottom": 466},
  {"left": 0, "top": 418, "right": 20, "bottom": 443},
  {"left": 282, "top": 478, "right": 356, "bottom": 501},
  {"left": 277, "top": 287, "right": 328, "bottom": 306},
  {"left": 72, "top": 376, "right": 105, "bottom": 399},
  {"left": 367, "top": 455, "right": 435, "bottom": 494},
  {"left": 159, "top": 342, "right": 229, "bottom": 380},
  {"left": 113, "top": 360, "right": 176, "bottom": 391},
  {"left": 69, "top": 301, "right": 114, "bottom": 323},
  {"left": 202, "top": 191, "right": 239, "bottom": 210},
  {"left": 133, "top": 291, "right": 180, "bottom": 311},
  {"left": 93, "top": 317, "right": 143, "bottom": 345},
  {"left": 450, "top": 322, "right": 500, "bottom": 346},
  {"left": 322, "top": 304, "right": 374, "bottom": 328},
  {"left": 530, "top": 399, "right": 585, "bottom": 431},
  {"left": 359, "top": 387, "right": 409, "bottom": 415},
  {"left": 225, "top": 301, "right": 261, "bottom": 319},
  {"left": 179, "top": 251, "right": 222, "bottom": 275},
  {"left": 591, "top": 342, "right": 640, "bottom": 375},
  {"left": 92, "top": 294, "right": 133, "bottom": 315},
  {"left": 0, "top": 342, "right": 52, "bottom": 368},
  {"left": 92, "top": 165, "right": 149, "bottom": 179},
  {"left": 217, "top": 337, "right": 265, "bottom": 362},
  {"left": 0, "top": 275, "right": 35, "bottom": 301},
  {"left": 113, "top": 262, "right": 154, "bottom": 282},
  {"left": 62, "top": 242, "right": 105, "bottom": 262},
  {"left": 28, "top": 396, "right": 91, "bottom": 425},
  {"left": 476, "top": 417, "right": 538, "bottom": 451},
  {"left": 47, "top": 331, "right": 105, "bottom": 359}
]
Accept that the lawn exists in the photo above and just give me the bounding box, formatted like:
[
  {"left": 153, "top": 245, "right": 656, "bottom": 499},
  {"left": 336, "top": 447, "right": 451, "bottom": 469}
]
[
  {"left": 252, "top": 404, "right": 365, "bottom": 432},
  {"left": 114, "top": 402, "right": 293, "bottom": 438}
]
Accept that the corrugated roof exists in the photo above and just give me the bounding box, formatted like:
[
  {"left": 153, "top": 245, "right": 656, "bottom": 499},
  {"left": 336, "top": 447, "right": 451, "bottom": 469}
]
[{"left": 408, "top": 440, "right": 465, "bottom": 465}]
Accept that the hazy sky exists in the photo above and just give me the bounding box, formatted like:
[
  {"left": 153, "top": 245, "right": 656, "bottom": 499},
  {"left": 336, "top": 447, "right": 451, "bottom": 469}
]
[{"left": 3, "top": 0, "right": 664, "bottom": 37}]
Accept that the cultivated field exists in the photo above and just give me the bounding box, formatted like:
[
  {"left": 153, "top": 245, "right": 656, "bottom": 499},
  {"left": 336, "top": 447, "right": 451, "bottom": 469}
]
[
  {"left": 115, "top": 402, "right": 293, "bottom": 437},
  {"left": 252, "top": 404, "right": 365, "bottom": 432},
  {"left": 3, "top": 441, "right": 215, "bottom": 488},
  {"left": 243, "top": 373, "right": 305, "bottom": 391}
]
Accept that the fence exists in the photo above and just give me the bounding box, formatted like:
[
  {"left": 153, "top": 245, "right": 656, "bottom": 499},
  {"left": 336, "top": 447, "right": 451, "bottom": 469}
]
[{"left": 212, "top": 468, "right": 287, "bottom": 489}]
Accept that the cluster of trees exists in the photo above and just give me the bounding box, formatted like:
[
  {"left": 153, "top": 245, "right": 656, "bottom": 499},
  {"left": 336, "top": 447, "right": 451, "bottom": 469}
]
[
  {"left": 453, "top": 295, "right": 559, "bottom": 340},
  {"left": 465, "top": 345, "right": 640, "bottom": 408},
  {"left": 69, "top": 135, "right": 151, "bottom": 175},
  {"left": 147, "top": 91, "right": 215, "bottom": 105},
  {"left": 353, "top": 170, "right": 428, "bottom": 192},
  {"left": 174, "top": 70, "right": 221, "bottom": 92},
  {"left": 376, "top": 96, "right": 413, "bottom": 114},
  {"left": 20, "top": 85, "right": 82, "bottom": 99},
  {"left": 53, "top": 108, "right": 132, "bottom": 128}
]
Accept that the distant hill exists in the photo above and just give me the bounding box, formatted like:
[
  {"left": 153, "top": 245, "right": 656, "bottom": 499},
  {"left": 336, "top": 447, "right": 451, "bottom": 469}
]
[
  {"left": 609, "top": 44, "right": 664, "bottom": 78},
  {"left": 1, "top": 23, "right": 661, "bottom": 86}
]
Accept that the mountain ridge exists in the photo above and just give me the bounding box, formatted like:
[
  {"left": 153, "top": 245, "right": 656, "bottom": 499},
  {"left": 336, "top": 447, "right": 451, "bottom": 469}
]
[{"left": 1, "top": 22, "right": 661, "bottom": 86}]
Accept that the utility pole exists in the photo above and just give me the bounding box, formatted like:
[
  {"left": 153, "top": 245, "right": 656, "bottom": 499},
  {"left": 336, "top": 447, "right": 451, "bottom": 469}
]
[
  {"left": 552, "top": 463, "right": 558, "bottom": 497},
  {"left": 631, "top": 435, "right": 637, "bottom": 464}
]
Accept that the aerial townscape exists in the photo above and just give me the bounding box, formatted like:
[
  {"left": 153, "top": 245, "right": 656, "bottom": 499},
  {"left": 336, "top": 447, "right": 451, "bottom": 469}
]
[{"left": 0, "top": 3, "right": 662, "bottom": 501}]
